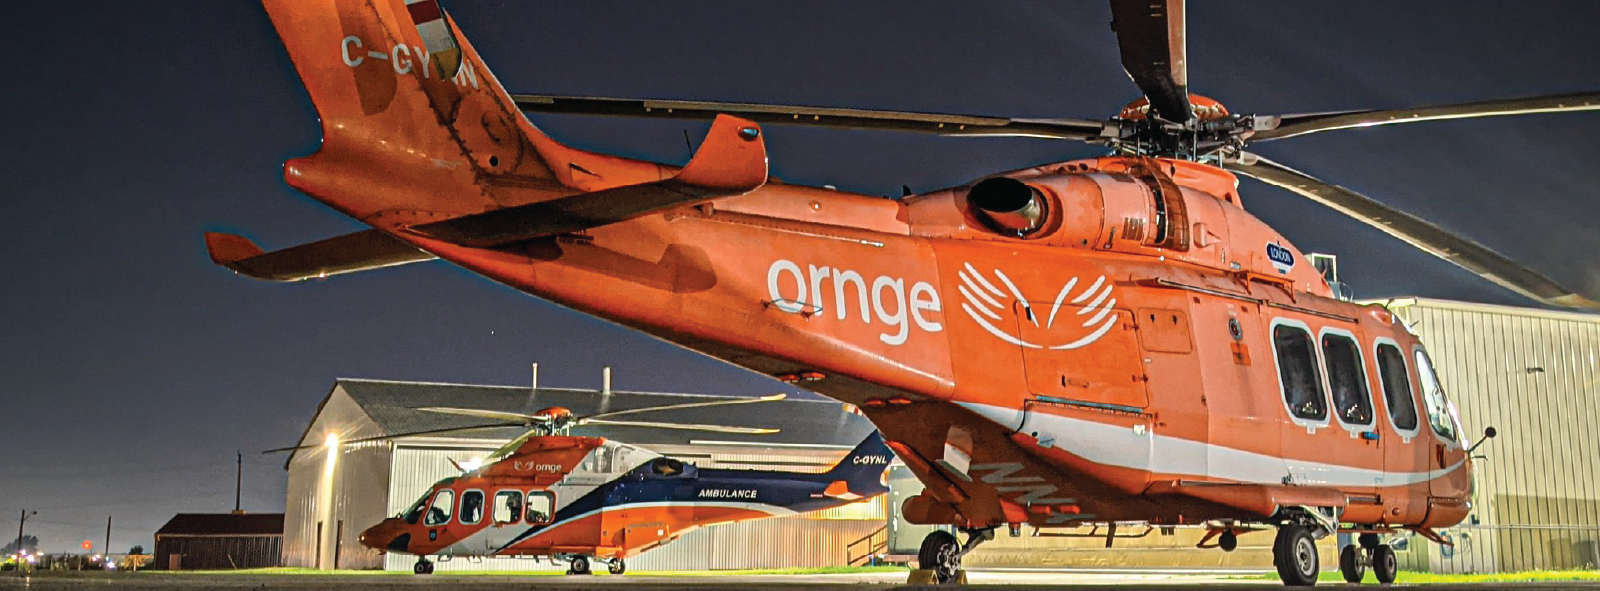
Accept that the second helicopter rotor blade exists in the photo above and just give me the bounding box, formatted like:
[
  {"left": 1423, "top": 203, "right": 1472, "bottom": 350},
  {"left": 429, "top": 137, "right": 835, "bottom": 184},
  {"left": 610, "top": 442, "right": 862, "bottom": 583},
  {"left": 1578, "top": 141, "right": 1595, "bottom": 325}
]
[
  {"left": 417, "top": 407, "right": 550, "bottom": 423},
  {"left": 1251, "top": 91, "right": 1600, "bottom": 142},
  {"left": 262, "top": 422, "right": 525, "bottom": 454},
  {"left": 581, "top": 393, "right": 787, "bottom": 422},
  {"left": 512, "top": 95, "right": 1110, "bottom": 141},
  {"left": 1108, "top": 0, "right": 1191, "bottom": 123},
  {"left": 581, "top": 418, "right": 780, "bottom": 435},
  {"left": 1226, "top": 153, "right": 1600, "bottom": 310}
]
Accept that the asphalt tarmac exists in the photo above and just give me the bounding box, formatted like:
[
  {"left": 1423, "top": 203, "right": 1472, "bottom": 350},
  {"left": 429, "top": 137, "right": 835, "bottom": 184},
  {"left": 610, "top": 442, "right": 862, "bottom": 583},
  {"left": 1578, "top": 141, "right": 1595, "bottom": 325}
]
[{"left": 5, "top": 570, "right": 1600, "bottom": 590}]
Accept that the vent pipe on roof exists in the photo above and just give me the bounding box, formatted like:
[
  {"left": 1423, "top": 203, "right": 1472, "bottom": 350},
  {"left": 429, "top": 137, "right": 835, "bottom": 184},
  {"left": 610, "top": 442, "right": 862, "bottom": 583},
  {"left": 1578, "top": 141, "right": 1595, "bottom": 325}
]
[
  {"left": 530, "top": 362, "right": 539, "bottom": 391},
  {"left": 602, "top": 366, "right": 612, "bottom": 395}
]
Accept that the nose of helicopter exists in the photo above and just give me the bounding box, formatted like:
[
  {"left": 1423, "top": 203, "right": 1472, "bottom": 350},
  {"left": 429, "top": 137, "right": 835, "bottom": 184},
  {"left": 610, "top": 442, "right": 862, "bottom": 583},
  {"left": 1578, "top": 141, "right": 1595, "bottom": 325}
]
[{"left": 359, "top": 518, "right": 412, "bottom": 553}]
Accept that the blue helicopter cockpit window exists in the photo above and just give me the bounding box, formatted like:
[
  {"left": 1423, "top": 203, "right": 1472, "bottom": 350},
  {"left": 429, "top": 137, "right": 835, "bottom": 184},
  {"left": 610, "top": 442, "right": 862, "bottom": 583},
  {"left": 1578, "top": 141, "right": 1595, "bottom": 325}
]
[{"left": 649, "top": 457, "right": 688, "bottom": 477}]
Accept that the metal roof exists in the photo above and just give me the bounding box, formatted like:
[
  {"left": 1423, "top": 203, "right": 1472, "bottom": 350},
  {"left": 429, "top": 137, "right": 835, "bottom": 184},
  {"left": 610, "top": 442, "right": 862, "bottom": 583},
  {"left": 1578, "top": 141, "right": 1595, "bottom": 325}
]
[
  {"left": 331, "top": 378, "right": 875, "bottom": 448},
  {"left": 155, "top": 513, "right": 285, "bottom": 537}
]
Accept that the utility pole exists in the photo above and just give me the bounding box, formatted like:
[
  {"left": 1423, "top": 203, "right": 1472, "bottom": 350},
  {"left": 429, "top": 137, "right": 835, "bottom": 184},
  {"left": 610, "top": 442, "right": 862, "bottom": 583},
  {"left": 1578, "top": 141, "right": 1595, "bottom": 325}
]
[
  {"left": 16, "top": 510, "right": 35, "bottom": 562},
  {"left": 104, "top": 516, "right": 112, "bottom": 562},
  {"left": 233, "top": 451, "right": 244, "bottom": 514}
]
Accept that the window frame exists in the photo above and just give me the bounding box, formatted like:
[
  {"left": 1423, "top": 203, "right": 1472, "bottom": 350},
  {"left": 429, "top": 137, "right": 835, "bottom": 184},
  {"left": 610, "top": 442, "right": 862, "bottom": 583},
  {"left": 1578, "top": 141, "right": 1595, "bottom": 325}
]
[
  {"left": 492, "top": 490, "right": 523, "bottom": 525},
  {"left": 1268, "top": 317, "right": 1331, "bottom": 429},
  {"left": 1412, "top": 345, "right": 1461, "bottom": 444},
  {"left": 458, "top": 488, "right": 485, "bottom": 525},
  {"left": 525, "top": 490, "right": 555, "bottom": 525},
  {"left": 423, "top": 489, "right": 455, "bottom": 527},
  {"left": 1317, "top": 327, "right": 1376, "bottom": 431},
  {"left": 1372, "top": 337, "right": 1421, "bottom": 441}
]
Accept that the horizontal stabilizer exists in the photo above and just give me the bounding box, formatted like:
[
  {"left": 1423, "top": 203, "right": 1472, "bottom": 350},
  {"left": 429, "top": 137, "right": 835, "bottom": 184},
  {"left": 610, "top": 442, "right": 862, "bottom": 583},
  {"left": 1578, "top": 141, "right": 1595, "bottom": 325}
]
[
  {"left": 203, "top": 229, "right": 436, "bottom": 282},
  {"left": 410, "top": 114, "right": 768, "bottom": 247}
]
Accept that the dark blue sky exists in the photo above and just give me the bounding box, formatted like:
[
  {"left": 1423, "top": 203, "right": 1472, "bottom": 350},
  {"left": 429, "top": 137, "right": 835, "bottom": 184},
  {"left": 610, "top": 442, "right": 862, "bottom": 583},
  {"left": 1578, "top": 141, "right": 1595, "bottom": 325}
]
[{"left": 3, "top": 1, "right": 1596, "bottom": 553}]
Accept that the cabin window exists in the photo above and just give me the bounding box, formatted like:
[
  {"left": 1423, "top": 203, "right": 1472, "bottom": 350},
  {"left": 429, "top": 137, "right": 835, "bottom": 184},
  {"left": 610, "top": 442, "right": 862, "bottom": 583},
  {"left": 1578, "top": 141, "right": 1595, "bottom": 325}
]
[
  {"left": 526, "top": 491, "right": 554, "bottom": 524},
  {"left": 424, "top": 490, "right": 454, "bottom": 526},
  {"left": 459, "top": 490, "right": 484, "bottom": 525},
  {"left": 1273, "top": 323, "right": 1328, "bottom": 421},
  {"left": 1414, "top": 349, "right": 1458, "bottom": 441},
  {"left": 1376, "top": 343, "right": 1419, "bottom": 431},
  {"left": 1321, "top": 333, "right": 1373, "bottom": 425},
  {"left": 493, "top": 491, "right": 522, "bottom": 524}
]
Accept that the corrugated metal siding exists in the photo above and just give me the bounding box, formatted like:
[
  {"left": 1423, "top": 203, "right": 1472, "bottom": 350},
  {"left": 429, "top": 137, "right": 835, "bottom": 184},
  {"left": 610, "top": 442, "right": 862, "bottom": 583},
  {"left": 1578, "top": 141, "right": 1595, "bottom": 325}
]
[
  {"left": 1388, "top": 300, "right": 1600, "bottom": 572},
  {"left": 280, "top": 386, "right": 391, "bottom": 569},
  {"left": 154, "top": 536, "right": 281, "bottom": 570}
]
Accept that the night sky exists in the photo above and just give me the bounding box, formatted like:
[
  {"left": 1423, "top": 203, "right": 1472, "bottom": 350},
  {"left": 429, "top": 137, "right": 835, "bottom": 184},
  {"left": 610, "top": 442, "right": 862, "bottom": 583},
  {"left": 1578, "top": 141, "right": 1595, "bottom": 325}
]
[{"left": 3, "top": 1, "right": 1597, "bottom": 553}]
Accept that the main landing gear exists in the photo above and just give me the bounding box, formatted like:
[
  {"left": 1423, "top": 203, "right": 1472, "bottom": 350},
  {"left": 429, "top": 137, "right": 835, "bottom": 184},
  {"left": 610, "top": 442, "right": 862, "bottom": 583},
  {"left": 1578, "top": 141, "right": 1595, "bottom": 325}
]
[
  {"left": 917, "top": 527, "right": 995, "bottom": 585},
  {"left": 1338, "top": 533, "right": 1398, "bottom": 585},
  {"left": 565, "top": 554, "right": 591, "bottom": 575},
  {"left": 562, "top": 555, "right": 624, "bottom": 576},
  {"left": 412, "top": 557, "right": 434, "bottom": 575}
]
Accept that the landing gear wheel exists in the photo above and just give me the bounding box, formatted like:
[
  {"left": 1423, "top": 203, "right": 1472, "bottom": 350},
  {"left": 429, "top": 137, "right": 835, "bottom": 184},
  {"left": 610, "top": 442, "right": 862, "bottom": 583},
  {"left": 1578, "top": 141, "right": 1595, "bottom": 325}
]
[
  {"left": 917, "top": 530, "right": 961, "bottom": 584},
  {"left": 566, "top": 555, "right": 591, "bottom": 575},
  {"left": 412, "top": 558, "right": 434, "bottom": 575},
  {"left": 1371, "top": 545, "right": 1398, "bottom": 584},
  {"left": 608, "top": 559, "right": 626, "bottom": 575},
  {"left": 1219, "top": 530, "right": 1238, "bottom": 552},
  {"left": 1273, "top": 524, "right": 1320, "bottom": 587},
  {"left": 1339, "top": 545, "right": 1365, "bottom": 583}
]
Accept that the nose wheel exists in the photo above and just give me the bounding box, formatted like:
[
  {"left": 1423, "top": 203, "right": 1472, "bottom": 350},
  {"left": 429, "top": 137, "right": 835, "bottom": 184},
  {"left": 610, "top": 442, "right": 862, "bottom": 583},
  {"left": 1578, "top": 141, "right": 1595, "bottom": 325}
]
[
  {"left": 607, "top": 558, "right": 627, "bottom": 575},
  {"left": 916, "top": 527, "right": 995, "bottom": 585},
  {"left": 412, "top": 557, "right": 434, "bottom": 575},
  {"left": 1336, "top": 534, "right": 1399, "bottom": 585}
]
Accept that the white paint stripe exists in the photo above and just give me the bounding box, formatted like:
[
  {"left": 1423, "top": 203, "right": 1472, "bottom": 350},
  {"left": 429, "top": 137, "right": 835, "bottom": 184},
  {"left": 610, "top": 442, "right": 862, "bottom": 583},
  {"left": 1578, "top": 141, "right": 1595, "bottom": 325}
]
[
  {"left": 1083, "top": 298, "right": 1116, "bottom": 327},
  {"left": 1071, "top": 276, "right": 1106, "bottom": 304},
  {"left": 1046, "top": 277, "right": 1079, "bottom": 328},
  {"left": 1078, "top": 284, "right": 1113, "bottom": 314},
  {"left": 958, "top": 285, "right": 1002, "bottom": 320},
  {"left": 963, "top": 262, "right": 1008, "bottom": 298},
  {"left": 958, "top": 270, "right": 1005, "bottom": 310},
  {"left": 1049, "top": 314, "right": 1118, "bottom": 350},
  {"left": 957, "top": 401, "right": 1466, "bottom": 488},
  {"left": 992, "top": 268, "right": 1036, "bottom": 326},
  {"left": 962, "top": 303, "right": 1041, "bottom": 348},
  {"left": 479, "top": 500, "right": 798, "bottom": 554}
]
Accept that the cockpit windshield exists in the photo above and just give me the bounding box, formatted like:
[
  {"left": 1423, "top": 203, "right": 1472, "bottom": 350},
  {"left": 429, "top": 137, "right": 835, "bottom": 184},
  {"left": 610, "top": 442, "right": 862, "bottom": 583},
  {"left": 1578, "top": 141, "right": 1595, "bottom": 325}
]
[{"left": 399, "top": 492, "right": 431, "bottom": 524}]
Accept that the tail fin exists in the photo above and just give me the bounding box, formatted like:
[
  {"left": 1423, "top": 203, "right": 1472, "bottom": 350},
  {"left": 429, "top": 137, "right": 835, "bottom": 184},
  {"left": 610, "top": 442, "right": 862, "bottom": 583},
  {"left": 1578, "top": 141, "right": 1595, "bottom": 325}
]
[
  {"left": 818, "top": 432, "right": 893, "bottom": 500},
  {"left": 260, "top": 0, "right": 602, "bottom": 219}
]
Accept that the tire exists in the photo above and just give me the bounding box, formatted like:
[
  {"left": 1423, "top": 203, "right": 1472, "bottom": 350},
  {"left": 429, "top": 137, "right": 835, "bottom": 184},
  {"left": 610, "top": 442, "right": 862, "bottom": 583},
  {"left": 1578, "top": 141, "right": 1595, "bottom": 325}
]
[
  {"left": 1372, "top": 545, "right": 1398, "bottom": 584},
  {"left": 1273, "top": 524, "right": 1320, "bottom": 587},
  {"left": 568, "top": 555, "right": 591, "bottom": 575},
  {"left": 608, "top": 559, "right": 626, "bottom": 575},
  {"left": 917, "top": 530, "right": 961, "bottom": 584},
  {"left": 1219, "top": 530, "right": 1238, "bottom": 552},
  {"left": 413, "top": 559, "right": 433, "bottom": 575},
  {"left": 1339, "top": 544, "right": 1365, "bottom": 583}
]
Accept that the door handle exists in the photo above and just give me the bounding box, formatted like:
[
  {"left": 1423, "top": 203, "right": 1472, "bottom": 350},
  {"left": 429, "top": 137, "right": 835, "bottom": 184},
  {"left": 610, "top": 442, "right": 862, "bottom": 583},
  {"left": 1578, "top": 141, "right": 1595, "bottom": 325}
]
[{"left": 1435, "top": 444, "right": 1446, "bottom": 467}]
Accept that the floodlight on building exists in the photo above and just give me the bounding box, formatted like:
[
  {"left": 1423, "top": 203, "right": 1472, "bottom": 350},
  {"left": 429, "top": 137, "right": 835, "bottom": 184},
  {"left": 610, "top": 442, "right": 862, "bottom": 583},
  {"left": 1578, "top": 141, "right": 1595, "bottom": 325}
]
[{"left": 459, "top": 457, "right": 483, "bottom": 471}]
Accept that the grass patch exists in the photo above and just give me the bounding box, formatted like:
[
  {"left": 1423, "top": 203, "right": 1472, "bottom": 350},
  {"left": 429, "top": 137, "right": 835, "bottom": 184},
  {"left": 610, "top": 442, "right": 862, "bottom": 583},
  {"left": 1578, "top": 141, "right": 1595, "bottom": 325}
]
[{"left": 1235, "top": 570, "right": 1600, "bottom": 584}]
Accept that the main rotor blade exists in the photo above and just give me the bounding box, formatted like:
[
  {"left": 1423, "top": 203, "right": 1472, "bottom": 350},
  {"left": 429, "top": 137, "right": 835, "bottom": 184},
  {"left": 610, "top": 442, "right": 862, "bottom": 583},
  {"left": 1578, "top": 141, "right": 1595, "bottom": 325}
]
[
  {"left": 417, "top": 407, "right": 549, "bottom": 423},
  {"left": 1227, "top": 153, "right": 1600, "bottom": 310},
  {"left": 1252, "top": 91, "right": 1600, "bottom": 141},
  {"left": 581, "top": 418, "right": 780, "bottom": 435},
  {"left": 581, "top": 393, "right": 787, "bottom": 422},
  {"left": 262, "top": 423, "right": 524, "bottom": 453},
  {"left": 1108, "top": 0, "right": 1191, "bottom": 123},
  {"left": 512, "top": 95, "right": 1109, "bottom": 141}
]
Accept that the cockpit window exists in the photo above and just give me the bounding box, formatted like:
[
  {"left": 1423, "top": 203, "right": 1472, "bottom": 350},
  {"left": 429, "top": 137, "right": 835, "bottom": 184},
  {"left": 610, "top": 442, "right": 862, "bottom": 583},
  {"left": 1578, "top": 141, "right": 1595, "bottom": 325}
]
[
  {"left": 400, "top": 493, "right": 430, "bottom": 524},
  {"left": 1415, "top": 349, "right": 1458, "bottom": 441},
  {"left": 424, "top": 490, "right": 454, "bottom": 526},
  {"left": 649, "top": 457, "right": 685, "bottom": 476}
]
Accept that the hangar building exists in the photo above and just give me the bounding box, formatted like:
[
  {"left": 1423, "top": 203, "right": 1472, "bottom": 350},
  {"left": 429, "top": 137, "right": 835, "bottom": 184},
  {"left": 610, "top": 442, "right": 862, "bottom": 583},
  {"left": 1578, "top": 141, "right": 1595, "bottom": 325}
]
[{"left": 281, "top": 377, "right": 883, "bottom": 571}]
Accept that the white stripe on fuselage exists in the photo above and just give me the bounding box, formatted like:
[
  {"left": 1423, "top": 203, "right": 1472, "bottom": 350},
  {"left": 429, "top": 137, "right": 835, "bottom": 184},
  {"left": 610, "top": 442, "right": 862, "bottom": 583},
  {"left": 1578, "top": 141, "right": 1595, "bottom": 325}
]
[
  {"left": 956, "top": 401, "right": 1463, "bottom": 488},
  {"left": 440, "top": 501, "right": 797, "bottom": 556}
]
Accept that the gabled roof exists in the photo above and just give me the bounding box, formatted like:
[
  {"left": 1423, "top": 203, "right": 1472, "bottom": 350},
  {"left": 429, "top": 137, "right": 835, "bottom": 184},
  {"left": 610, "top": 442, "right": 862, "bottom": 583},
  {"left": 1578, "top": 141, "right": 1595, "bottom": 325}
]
[
  {"left": 155, "top": 513, "right": 284, "bottom": 537},
  {"left": 320, "top": 378, "right": 873, "bottom": 449}
]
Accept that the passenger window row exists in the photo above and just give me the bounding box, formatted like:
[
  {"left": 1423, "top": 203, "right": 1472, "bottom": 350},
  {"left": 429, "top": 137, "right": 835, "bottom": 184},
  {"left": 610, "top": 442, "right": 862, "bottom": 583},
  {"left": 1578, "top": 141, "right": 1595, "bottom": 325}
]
[
  {"left": 1271, "top": 321, "right": 1452, "bottom": 441},
  {"left": 423, "top": 489, "right": 556, "bottom": 527}
]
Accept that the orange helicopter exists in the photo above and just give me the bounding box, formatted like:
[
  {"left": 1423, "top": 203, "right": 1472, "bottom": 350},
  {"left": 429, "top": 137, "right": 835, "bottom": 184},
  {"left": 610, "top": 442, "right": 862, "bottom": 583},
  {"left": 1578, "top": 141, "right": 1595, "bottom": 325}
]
[
  {"left": 213, "top": 0, "right": 1600, "bottom": 585},
  {"left": 271, "top": 396, "right": 891, "bottom": 575}
]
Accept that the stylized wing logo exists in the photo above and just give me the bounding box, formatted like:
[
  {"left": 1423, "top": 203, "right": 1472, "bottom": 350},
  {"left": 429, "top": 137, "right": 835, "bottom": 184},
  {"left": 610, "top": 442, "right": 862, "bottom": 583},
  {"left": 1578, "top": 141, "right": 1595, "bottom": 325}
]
[{"left": 956, "top": 262, "right": 1118, "bottom": 350}]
